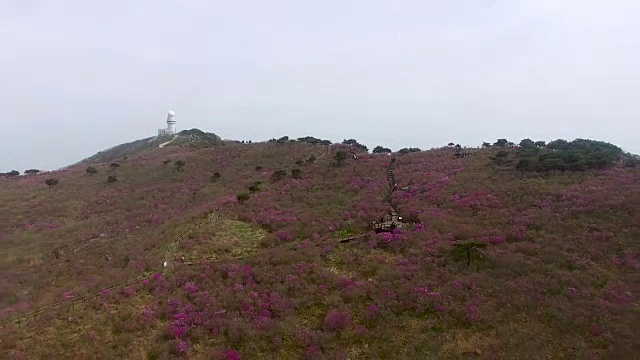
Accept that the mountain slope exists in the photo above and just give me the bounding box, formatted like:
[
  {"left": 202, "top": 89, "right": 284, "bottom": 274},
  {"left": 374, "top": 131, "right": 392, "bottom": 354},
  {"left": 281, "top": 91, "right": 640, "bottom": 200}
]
[
  {"left": 69, "top": 129, "right": 222, "bottom": 167},
  {"left": 1, "top": 137, "right": 638, "bottom": 359}
]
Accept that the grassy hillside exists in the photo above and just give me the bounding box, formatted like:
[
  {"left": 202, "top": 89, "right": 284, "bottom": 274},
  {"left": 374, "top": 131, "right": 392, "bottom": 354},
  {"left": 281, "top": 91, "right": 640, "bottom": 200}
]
[
  {"left": 1, "top": 138, "right": 638, "bottom": 359},
  {"left": 68, "top": 129, "right": 222, "bottom": 167}
]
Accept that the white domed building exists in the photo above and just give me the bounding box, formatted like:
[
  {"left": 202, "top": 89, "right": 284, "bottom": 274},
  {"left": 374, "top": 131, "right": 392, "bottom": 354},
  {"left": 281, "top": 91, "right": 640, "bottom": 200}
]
[{"left": 158, "top": 111, "right": 177, "bottom": 135}]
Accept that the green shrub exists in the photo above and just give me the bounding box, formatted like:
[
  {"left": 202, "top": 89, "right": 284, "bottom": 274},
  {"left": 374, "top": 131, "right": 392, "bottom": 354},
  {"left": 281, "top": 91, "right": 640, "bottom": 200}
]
[
  {"left": 373, "top": 146, "right": 392, "bottom": 153},
  {"left": 271, "top": 170, "right": 287, "bottom": 182},
  {"left": 491, "top": 150, "right": 510, "bottom": 165},
  {"left": 334, "top": 151, "right": 347, "bottom": 166},
  {"left": 493, "top": 139, "right": 509, "bottom": 147},
  {"left": 342, "top": 139, "right": 368, "bottom": 152},
  {"left": 513, "top": 139, "right": 622, "bottom": 173},
  {"left": 402, "top": 213, "right": 421, "bottom": 224},
  {"left": 452, "top": 241, "right": 487, "bottom": 266},
  {"left": 298, "top": 136, "right": 331, "bottom": 145},
  {"left": 236, "top": 192, "right": 250, "bottom": 203},
  {"left": 174, "top": 160, "right": 185, "bottom": 172},
  {"left": 622, "top": 155, "right": 640, "bottom": 168},
  {"left": 519, "top": 138, "right": 535, "bottom": 148},
  {"left": 398, "top": 147, "right": 421, "bottom": 154},
  {"left": 248, "top": 181, "right": 262, "bottom": 194},
  {"left": 86, "top": 166, "right": 98, "bottom": 176}
]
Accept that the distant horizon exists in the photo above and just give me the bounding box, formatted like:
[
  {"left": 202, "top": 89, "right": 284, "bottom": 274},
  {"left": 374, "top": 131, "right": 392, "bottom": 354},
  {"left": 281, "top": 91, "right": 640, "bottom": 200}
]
[{"left": 2, "top": 127, "right": 637, "bottom": 173}]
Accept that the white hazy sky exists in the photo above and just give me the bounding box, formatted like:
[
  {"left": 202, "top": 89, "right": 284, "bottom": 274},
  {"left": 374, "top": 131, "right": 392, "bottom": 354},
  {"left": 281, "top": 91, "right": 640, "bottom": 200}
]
[{"left": 1, "top": 0, "right": 638, "bottom": 171}]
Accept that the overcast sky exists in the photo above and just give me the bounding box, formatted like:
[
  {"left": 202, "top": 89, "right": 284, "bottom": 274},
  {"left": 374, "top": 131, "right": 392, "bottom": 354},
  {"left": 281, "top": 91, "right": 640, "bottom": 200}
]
[{"left": 1, "top": 0, "right": 638, "bottom": 171}]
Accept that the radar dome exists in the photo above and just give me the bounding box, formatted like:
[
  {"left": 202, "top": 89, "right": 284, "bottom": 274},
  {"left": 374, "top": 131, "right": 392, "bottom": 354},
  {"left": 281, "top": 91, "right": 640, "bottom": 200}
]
[{"left": 168, "top": 110, "right": 176, "bottom": 117}]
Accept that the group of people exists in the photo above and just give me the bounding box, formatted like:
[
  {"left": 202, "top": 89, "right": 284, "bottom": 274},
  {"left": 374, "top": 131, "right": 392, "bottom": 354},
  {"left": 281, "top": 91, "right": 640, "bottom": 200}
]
[{"left": 388, "top": 158, "right": 397, "bottom": 191}]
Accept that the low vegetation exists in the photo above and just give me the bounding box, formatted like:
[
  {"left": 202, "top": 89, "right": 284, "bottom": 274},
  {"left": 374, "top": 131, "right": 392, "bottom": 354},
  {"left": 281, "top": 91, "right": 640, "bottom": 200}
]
[{"left": 1, "top": 135, "right": 637, "bottom": 359}]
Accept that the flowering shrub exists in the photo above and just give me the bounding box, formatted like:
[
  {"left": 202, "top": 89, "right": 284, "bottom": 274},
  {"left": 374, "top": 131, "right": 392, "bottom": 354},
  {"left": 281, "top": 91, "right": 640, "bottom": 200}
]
[
  {"left": 222, "top": 349, "right": 241, "bottom": 360},
  {"left": 464, "top": 303, "right": 481, "bottom": 323},
  {"left": 141, "top": 305, "right": 156, "bottom": 325},
  {"left": 275, "top": 229, "right": 293, "bottom": 242},
  {"left": 363, "top": 303, "right": 379, "bottom": 324},
  {"left": 2, "top": 142, "right": 637, "bottom": 359},
  {"left": 452, "top": 191, "right": 503, "bottom": 210},
  {"left": 184, "top": 282, "right": 198, "bottom": 294},
  {"left": 169, "top": 312, "right": 189, "bottom": 338},
  {"left": 377, "top": 228, "right": 407, "bottom": 246},
  {"left": 323, "top": 309, "right": 352, "bottom": 332},
  {"left": 177, "top": 340, "right": 190, "bottom": 353}
]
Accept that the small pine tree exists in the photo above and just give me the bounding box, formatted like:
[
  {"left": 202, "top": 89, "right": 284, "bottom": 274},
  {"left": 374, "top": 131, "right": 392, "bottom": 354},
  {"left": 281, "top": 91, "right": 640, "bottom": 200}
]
[
  {"left": 493, "top": 139, "right": 509, "bottom": 147},
  {"left": 291, "top": 168, "right": 302, "bottom": 179},
  {"left": 342, "top": 139, "right": 368, "bottom": 152},
  {"left": 334, "top": 151, "right": 347, "bottom": 166},
  {"left": 398, "top": 147, "right": 421, "bottom": 155},
  {"left": 453, "top": 241, "right": 487, "bottom": 266},
  {"left": 491, "top": 150, "right": 510, "bottom": 165},
  {"left": 373, "top": 146, "right": 392, "bottom": 154},
  {"left": 519, "top": 139, "right": 535, "bottom": 148},
  {"left": 271, "top": 169, "right": 287, "bottom": 182},
  {"left": 174, "top": 160, "right": 185, "bottom": 172},
  {"left": 236, "top": 192, "right": 250, "bottom": 203},
  {"left": 86, "top": 166, "right": 98, "bottom": 176},
  {"left": 248, "top": 182, "right": 262, "bottom": 194}
]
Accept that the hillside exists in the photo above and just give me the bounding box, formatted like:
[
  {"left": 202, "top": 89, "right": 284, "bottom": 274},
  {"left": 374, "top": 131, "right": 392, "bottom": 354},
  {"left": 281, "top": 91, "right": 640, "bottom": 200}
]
[
  {"left": 1, "top": 135, "right": 638, "bottom": 359},
  {"left": 68, "top": 129, "right": 223, "bottom": 167}
]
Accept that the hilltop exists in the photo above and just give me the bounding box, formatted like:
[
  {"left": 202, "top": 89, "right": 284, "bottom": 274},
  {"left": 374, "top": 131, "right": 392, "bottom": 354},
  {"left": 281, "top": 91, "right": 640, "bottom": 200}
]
[
  {"left": 1, "top": 133, "right": 638, "bottom": 359},
  {"left": 67, "top": 129, "right": 223, "bottom": 168}
]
